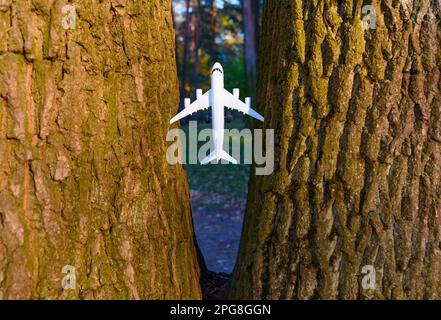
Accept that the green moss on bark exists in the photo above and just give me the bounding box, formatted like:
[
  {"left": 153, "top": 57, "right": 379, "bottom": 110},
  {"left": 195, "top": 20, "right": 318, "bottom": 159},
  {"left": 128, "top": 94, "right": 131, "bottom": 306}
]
[{"left": 0, "top": 0, "right": 201, "bottom": 300}]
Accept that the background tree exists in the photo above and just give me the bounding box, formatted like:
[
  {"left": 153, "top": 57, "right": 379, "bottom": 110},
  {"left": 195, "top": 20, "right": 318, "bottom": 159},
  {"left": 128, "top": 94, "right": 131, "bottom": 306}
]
[
  {"left": 0, "top": 0, "right": 201, "bottom": 299},
  {"left": 231, "top": 0, "right": 441, "bottom": 300},
  {"left": 210, "top": 0, "right": 219, "bottom": 61},
  {"left": 174, "top": 0, "right": 248, "bottom": 98},
  {"left": 242, "top": 0, "right": 260, "bottom": 97},
  {"left": 192, "top": 0, "right": 203, "bottom": 91},
  {"left": 180, "top": 0, "right": 192, "bottom": 108}
]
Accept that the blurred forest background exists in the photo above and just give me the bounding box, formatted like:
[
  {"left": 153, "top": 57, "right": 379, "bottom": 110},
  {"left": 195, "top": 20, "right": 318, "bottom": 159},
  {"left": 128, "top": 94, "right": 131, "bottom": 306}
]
[{"left": 172, "top": 0, "right": 262, "bottom": 274}]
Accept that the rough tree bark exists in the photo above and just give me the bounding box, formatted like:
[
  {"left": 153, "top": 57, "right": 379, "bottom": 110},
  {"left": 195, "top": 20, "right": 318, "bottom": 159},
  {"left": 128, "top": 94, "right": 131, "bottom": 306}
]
[
  {"left": 172, "top": 1, "right": 180, "bottom": 77},
  {"left": 231, "top": 0, "right": 441, "bottom": 300},
  {"left": 0, "top": 0, "right": 201, "bottom": 299}
]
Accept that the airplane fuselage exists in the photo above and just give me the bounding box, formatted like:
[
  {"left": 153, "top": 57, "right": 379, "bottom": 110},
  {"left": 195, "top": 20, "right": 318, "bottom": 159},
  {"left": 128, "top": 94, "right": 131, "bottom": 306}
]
[
  {"left": 170, "top": 62, "right": 264, "bottom": 165},
  {"left": 210, "top": 68, "right": 225, "bottom": 159}
]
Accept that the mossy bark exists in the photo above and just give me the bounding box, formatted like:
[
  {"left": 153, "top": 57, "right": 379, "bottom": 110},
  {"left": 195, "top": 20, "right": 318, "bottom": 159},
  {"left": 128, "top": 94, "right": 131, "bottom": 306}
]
[
  {"left": 0, "top": 0, "right": 201, "bottom": 299},
  {"left": 231, "top": 0, "right": 441, "bottom": 300}
]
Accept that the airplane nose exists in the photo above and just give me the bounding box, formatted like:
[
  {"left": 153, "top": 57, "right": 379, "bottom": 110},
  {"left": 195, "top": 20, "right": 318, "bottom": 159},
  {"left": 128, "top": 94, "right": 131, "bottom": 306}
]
[{"left": 213, "top": 62, "right": 222, "bottom": 70}]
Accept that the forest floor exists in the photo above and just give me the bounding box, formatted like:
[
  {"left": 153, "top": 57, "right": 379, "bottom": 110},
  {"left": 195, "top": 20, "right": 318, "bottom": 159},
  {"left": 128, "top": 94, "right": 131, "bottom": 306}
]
[
  {"left": 184, "top": 119, "right": 251, "bottom": 275},
  {"left": 187, "top": 164, "right": 249, "bottom": 274}
]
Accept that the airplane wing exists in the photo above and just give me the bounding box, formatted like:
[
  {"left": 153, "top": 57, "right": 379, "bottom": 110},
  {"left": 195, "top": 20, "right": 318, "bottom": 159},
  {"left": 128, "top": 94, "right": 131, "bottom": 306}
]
[
  {"left": 223, "top": 89, "right": 264, "bottom": 122},
  {"left": 170, "top": 90, "right": 211, "bottom": 124}
]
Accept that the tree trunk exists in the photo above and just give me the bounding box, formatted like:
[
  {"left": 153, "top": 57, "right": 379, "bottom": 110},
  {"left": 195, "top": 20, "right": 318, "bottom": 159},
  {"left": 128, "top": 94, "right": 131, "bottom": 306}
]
[
  {"left": 180, "top": 0, "right": 192, "bottom": 109},
  {"left": 172, "top": 0, "right": 180, "bottom": 78},
  {"left": 210, "top": 0, "right": 218, "bottom": 61},
  {"left": 0, "top": 0, "right": 201, "bottom": 299},
  {"left": 193, "top": 0, "right": 202, "bottom": 91},
  {"left": 193, "top": 0, "right": 206, "bottom": 122},
  {"left": 231, "top": 0, "right": 441, "bottom": 300},
  {"left": 242, "top": 0, "right": 259, "bottom": 96}
]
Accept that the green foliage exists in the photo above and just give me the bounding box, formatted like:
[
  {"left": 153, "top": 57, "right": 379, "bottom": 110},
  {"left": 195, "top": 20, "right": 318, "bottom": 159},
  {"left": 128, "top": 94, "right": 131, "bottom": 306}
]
[
  {"left": 182, "top": 120, "right": 251, "bottom": 200},
  {"left": 174, "top": 0, "right": 250, "bottom": 98}
]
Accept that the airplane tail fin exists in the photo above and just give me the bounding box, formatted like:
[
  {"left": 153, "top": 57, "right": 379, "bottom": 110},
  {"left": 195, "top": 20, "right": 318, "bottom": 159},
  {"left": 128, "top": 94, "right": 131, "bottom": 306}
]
[
  {"left": 201, "top": 151, "right": 217, "bottom": 165},
  {"left": 200, "top": 151, "right": 238, "bottom": 165},
  {"left": 220, "top": 151, "right": 238, "bottom": 165}
]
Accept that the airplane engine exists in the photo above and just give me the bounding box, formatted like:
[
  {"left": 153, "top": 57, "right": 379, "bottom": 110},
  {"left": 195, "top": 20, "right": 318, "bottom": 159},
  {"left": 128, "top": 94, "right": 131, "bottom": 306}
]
[
  {"left": 184, "top": 98, "right": 191, "bottom": 109},
  {"left": 196, "top": 89, "right": 202, "bottom": 99},
  {"left": 233, "top": 88, "right": 239, "bottom": 99},
  {"left": 245, "top": 97, "right": 251, "bottom": 109}
]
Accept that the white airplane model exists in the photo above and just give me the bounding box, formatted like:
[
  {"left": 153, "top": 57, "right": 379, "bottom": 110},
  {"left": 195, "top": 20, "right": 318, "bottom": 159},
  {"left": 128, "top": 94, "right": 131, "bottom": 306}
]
[{"left": 170, "top": 62, "right": 264, "bottom": 165}]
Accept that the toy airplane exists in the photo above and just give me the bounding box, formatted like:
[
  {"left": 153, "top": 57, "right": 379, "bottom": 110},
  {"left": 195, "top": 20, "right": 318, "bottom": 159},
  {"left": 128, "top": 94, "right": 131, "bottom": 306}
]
[{"left": 170, "top": 62, "right": 265, "bottom": 165}]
